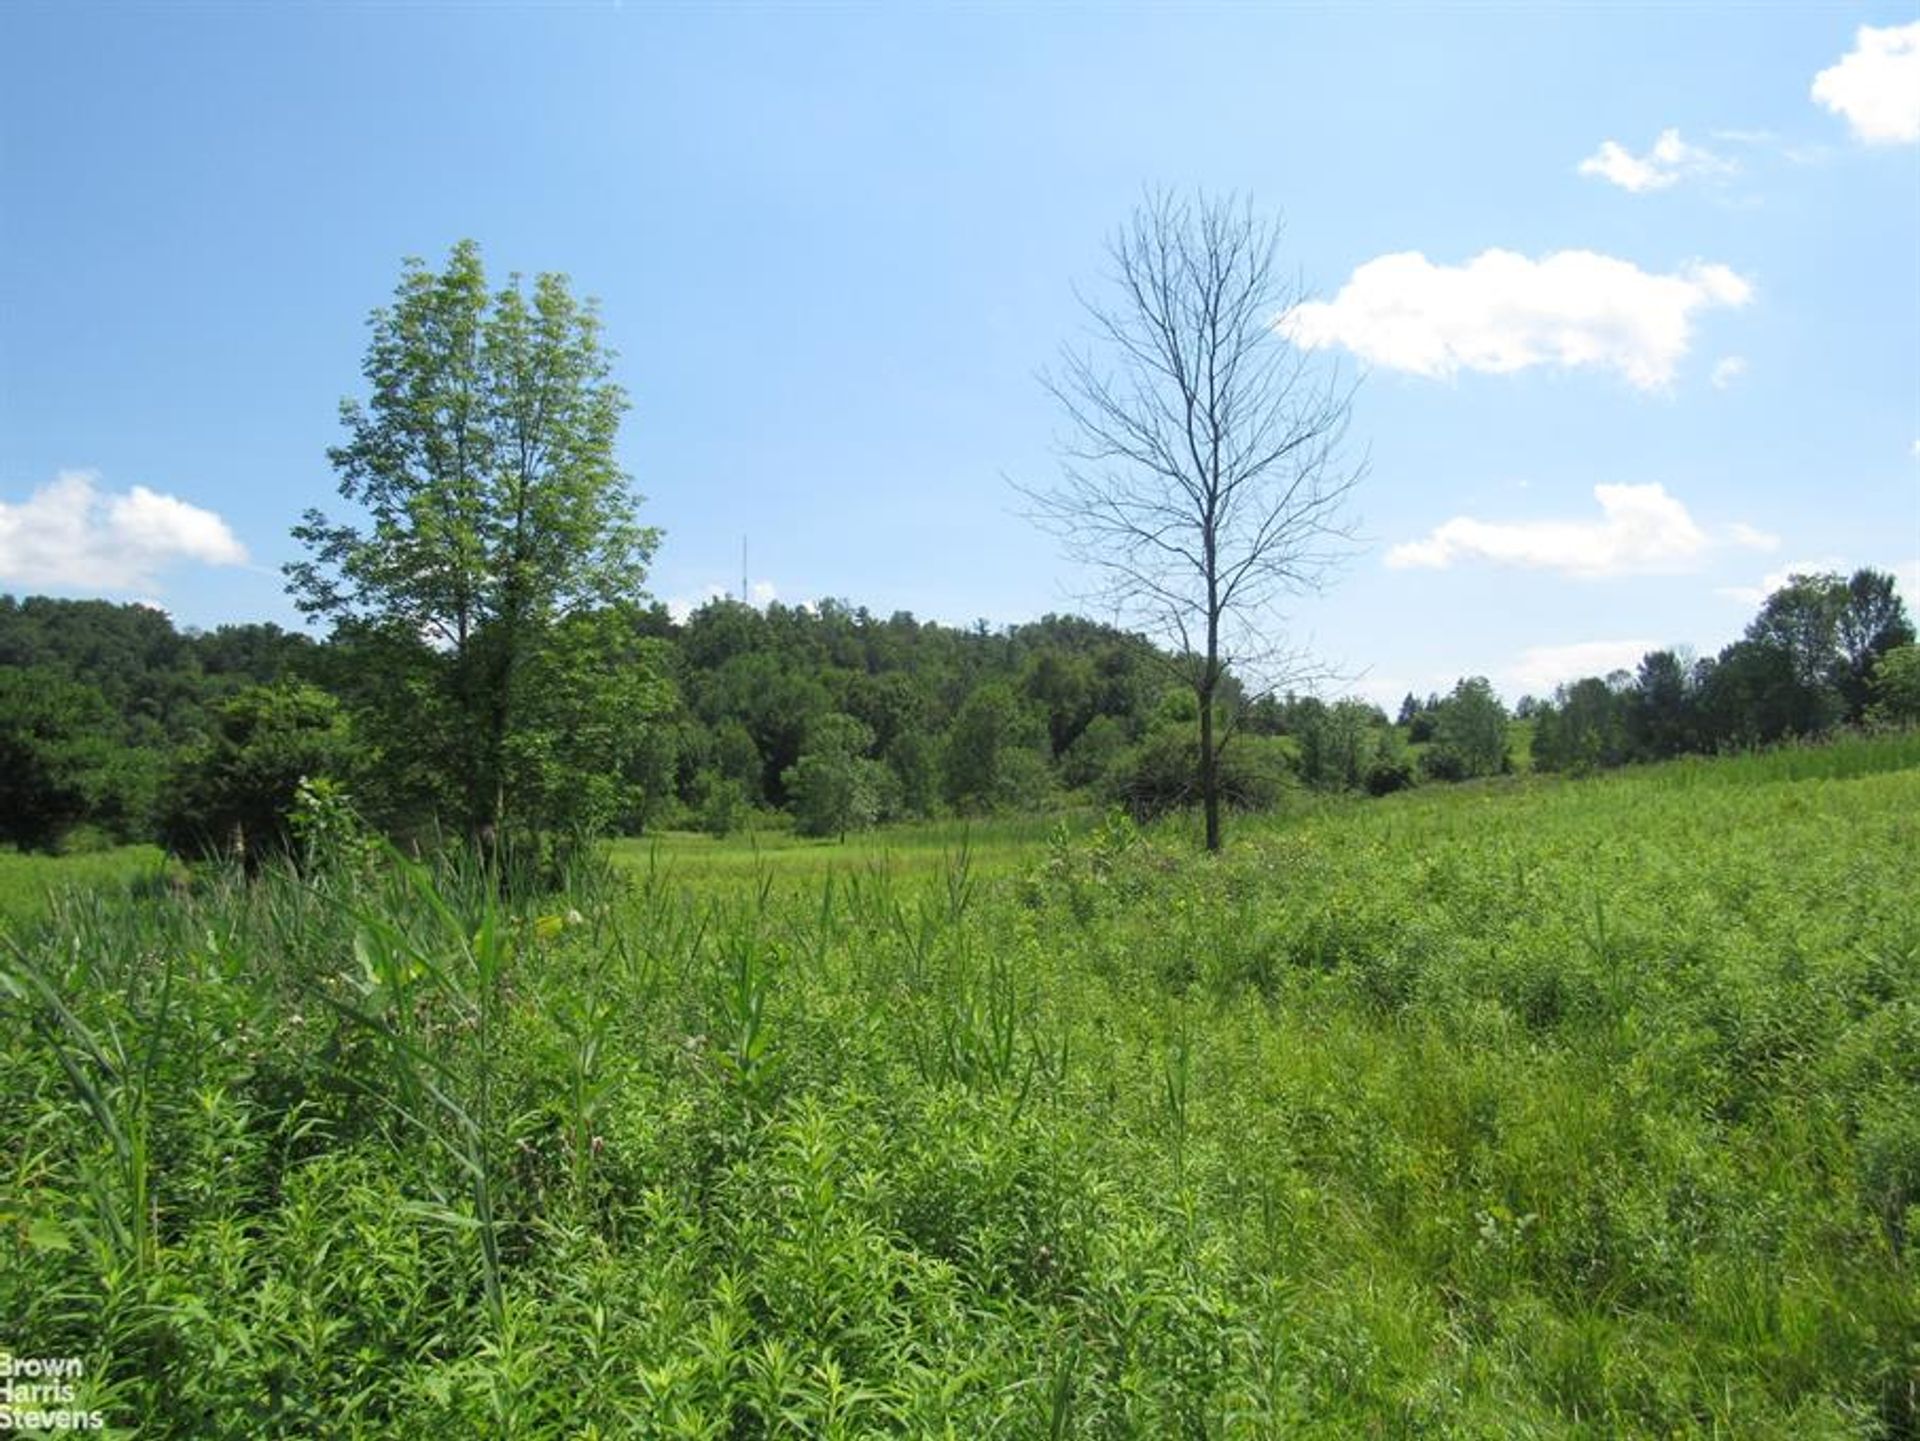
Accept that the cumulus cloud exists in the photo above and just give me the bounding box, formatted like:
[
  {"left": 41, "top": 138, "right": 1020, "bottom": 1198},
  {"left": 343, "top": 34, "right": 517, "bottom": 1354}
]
[
  {"left": 1385, "top": 483, "right": 1724, "bottom": 577},
  {"left": 0, "top": 471, "right": 248, "bottom": 591},
  {"left": 1278, "top": 249, "right": 1752, "bottom": 390},
  {"left": 1508, "top": 639, "right": 1660, "bottom": 695},
  {"left": 1578, "top": 129, "right": 1735, "bottom": 192},
  {"left": 1710, "top": 356, "right": 1749, "bottom": 389},
  {"left": 1720, "top": 557, "right": 1920, "bottom": 608},
  {"left": 1728, "top": 521, "right": 1780, "bottom": 552},
  {"left": 665, "top": 578, "right": 777, "bottom": 623},
  {"left": 1715, "top": 557, "right": 1847, "bottom": 606},
  {"left": 1812, "top": 21, "right": 1920, "bottom": 144}
]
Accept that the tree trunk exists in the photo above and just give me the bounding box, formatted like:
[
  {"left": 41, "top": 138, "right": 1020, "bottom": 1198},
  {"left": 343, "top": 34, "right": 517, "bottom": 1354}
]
[
  {"left": 1199, "top": 680, "right": 1221, "bottom": 852},
  {"left": 1202, "top": 557, "right": 1222, "bottom": 852}
]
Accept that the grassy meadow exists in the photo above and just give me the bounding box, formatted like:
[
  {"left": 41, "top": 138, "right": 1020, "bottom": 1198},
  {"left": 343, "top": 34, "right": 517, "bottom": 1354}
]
[
  {"left": 609, "top": 813, "right": 1099, "bottom": 891},
  {"left": 2, "top": 736, "right": 1916, "bottom": 1437},
  {"left": 0, "top": 844, "right": 171, "bottom": 934}
]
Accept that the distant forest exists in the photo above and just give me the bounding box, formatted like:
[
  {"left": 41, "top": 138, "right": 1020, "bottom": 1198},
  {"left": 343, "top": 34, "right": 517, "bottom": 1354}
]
[{"left": 2, "top": 565, "right": 1913, "bottom": 860}]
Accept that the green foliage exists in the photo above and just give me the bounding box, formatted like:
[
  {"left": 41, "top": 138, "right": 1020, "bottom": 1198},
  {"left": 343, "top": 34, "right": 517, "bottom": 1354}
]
[
  {"left": 1835, "top": 568, "right": 1916, "bottom": 719},
  {"left": 287, "top": 240, "right": 663, "bottom": 843},
  {"left": 697, "top": 770, "right": 749, "bottom": 838},
  {"left": 0, "top": 666, "right": 156, "bottom": 851},
  {"left": 942, "top": 682, "right": 1047, "bottom": 813},
  {"left": 1294, "top": 698, "right": 1392, "bottom": 791},
  {"left": 0, "top": 594, "right": 224, "bottom": 748},
  {"left": 1867, "top": 642, "right": 1920, "bottom": 725},
  {"left": 1424, "top": 675, "right": 1510, "bottom": 780},
  {"left": 158, "top": 681, "right": 355, "bottom": 867},
  {"left": 784, "top": 713, "right": 887, "bottom": 840},
  {"left": 1363, "top": 727, "right": 1415, "bottom": 796},
  {"left": 1104, "top": 723, "right": 1292, "bottom": 818},
  {"left": 0, "top": 845, "right": 169, "bottom": 932},
  {"left": 1531, "top": 675, "right": 1629, "bottom": 774},
  {"left": 1, "top": 739, "right": 1912, "bottom": 1434},
  {"left": 1060, "top": 713, "right": 1130, "bottom": 790},
  {"left": 5, "top": 559, "right": 1908, "bottom": 849},
  {"left": 500, "top": 607, "right": 677, "bottom": 838}
]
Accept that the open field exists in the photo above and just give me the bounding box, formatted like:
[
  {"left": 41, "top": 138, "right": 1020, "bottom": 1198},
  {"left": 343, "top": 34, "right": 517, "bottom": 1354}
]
[
  {"left": 610, "top": 812, "right": 1097, "bottom": 891},
  {"left": 0, "top": 844, "right": 170, "bottom": 933},
  {"left": 2, "top": 737, "right": 1915, "bottom": 1436}
]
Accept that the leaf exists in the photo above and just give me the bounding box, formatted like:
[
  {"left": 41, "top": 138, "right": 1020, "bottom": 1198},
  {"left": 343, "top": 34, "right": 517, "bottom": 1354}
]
[{"left": 26, "top": 1214, "right": 73, "bottom": 1253}]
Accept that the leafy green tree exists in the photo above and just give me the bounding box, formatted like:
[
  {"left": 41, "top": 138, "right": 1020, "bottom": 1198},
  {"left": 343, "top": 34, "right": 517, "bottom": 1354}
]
[
  {"left": 0, "top": 668, "right": 132, "bottom": 851},
  {"left": 0, "top": 596, "right": 207, "bottom": 748},
  {"left": 620, "top": 713, "right": 681, "bottom": 833},
  {"left": 882, "top": 729, "right": 940, "bottom": 818},
  {"left": 1061, "top": 713, "right": 1131, "bottom": 789},
  {"left": 1625, "top": 649, "right": 1698, "bottom": 760},
  {"left": 1296, "top": 699, "right": 1381, "bottom": 790},
  {"left": 1835, "top": 569, "right": 1914, "bottom": 721},
  {"left": 698, "top": 653, "right": 828, "bottom": 806},
  {"left": 784, "top": 713, "right": 885, "bottom": 840},
  {"left": 1022, "top": 649, "right": 1097, "bottom": 758},
  {"left": 159, "top": 681, "right": 355, "bottom": 868},
  {"left": 1425, "top": 677, "right": 1509, "bottom": 780},
  {"left": 503, "top": 607, "right": 676, "bottom": 839},
  {"left": 1743, "top": 574, "right": 1848, "bottom": 735},
  {"left": 1106, "top": 725, "right": 1290, "bottom": 819},
  {"left": 1531, "top": 677, "right": 1627, "bottom": 774},
  {"left": 942, "top": 682, "right": 1044, "bottom": 813},
  {"left": 710, "top": 718, "right": 766, "bottom": 803},
  {"left": 697, "top": 770, "right": 748, "bottom": 838},
  {"left": 287, "top": 240, "right": 659, "bottom": 846},
  {"left": 1867, "top": 643, "right": 1920, "bottom": 725},
  {"left": 1697, "top": 641, "right": 1807, "bottom": 747},
  {"left": 1364, "top": 726, "right": 1415, "bottom": 795}
]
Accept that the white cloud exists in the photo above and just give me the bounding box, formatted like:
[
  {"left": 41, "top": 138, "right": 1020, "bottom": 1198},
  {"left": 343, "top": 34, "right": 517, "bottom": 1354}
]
[
  {"left": 1717, "top": 556, "right": 1918, "bottom": 608},
  {"left": 1715, "top": 557, "right": 1847, "bottom": 606},
  {"left": 0, "top": 470, "right": 248, "bottom": 591},
  {"left": 1508, "top": 639, "right": 1660, "bottom": 695},
  {"left": 1710, "top": 355, "right": 1749, "bottom": 389},
  {"left": 1578, "top": 128, "right": 1736, "bottom": 192},
  {"left": 1278, "top": 249, "right": 1752, "bottom": 390},
  {"left": 1386, "top": 483, "right": 1716, "bottom": 577},
  {"left": 665, "top": 578, "right": 778, "bottom": 623},
  {"left": 1812, "top": 21, "right": 1920, "bottom": 144},
  {"left": 1729, "top": 521, "right": 1780, "bottom": 552}
]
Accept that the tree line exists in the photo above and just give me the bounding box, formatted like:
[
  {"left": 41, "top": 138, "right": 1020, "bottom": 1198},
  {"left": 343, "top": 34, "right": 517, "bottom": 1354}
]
[
  {"left": 0, "top": 590, "right": 1276, "bottom": 857},
  {"left": 1520, "top": 568, "right": 1915, "bottom": 775},
  {"left": 5, "top": 565, "right": 1912, "bottom": 861},
  {"left": 3, "top": 231, "right": 1912, "bottom": 864}
]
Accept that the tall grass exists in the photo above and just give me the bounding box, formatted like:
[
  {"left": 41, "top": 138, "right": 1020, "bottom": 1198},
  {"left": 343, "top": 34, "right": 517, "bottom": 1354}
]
[{"left": 1, "top": 734, "right": 1914, "bottom": 1435}]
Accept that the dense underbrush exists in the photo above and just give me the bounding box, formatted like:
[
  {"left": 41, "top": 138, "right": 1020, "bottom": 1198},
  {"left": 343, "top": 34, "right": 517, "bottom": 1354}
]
[{"left": 1, "top": 740, "right": 1914, "bottom": 1436}]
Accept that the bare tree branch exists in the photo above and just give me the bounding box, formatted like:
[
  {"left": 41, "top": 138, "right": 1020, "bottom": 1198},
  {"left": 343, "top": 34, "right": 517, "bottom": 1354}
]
[{"left": 1015, "top": 190, "right": 1364, "bottom": 850}]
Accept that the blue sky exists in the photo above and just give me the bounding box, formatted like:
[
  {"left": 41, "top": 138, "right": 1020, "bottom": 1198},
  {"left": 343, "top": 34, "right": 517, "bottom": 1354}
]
[{"left": 3, "top": 3, "right": 1916, "bottom": 705}]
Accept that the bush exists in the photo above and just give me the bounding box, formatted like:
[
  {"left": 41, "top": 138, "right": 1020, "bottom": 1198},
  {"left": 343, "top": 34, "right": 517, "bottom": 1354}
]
[
  {"left": 1104, "top": 728, "right": 1291, "bottom": 819},
  {"left": 159, "top": 681, "right": 355, "bottom": 867},
  {"left": 1365, "top": 756, "right": 1416, "bottom": 795},
  {"left": 698, "top": 770, "right": 749, "bottom": 837}
]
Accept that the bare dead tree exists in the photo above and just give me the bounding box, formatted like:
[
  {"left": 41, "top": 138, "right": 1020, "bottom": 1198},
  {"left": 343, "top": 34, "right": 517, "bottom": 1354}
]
[{"left": 1023, "top": 191, "right": 1363, "bottom": 851}]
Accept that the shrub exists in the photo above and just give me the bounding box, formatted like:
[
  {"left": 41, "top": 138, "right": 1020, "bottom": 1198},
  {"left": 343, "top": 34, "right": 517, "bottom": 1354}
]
[{"left": 159, "top": 681, "right": 354, "bottom": 867}]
